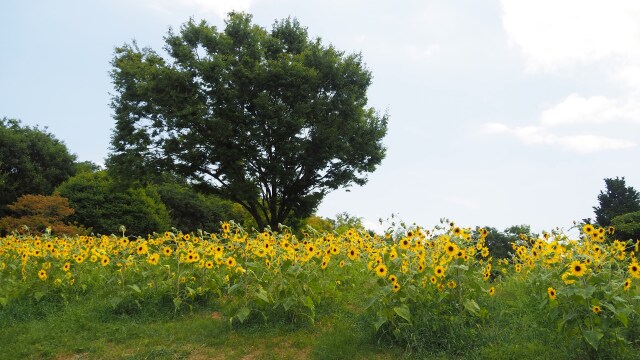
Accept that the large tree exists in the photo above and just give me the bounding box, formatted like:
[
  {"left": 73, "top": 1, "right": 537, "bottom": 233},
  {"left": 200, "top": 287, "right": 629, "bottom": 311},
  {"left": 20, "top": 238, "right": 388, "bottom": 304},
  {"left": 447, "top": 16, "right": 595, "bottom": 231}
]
[
  {"left": 593, "top": 177, "right": 640, "bottom": 227},
  {"left": 107, "top": 13, "right": 388, "bottom": 230},
  {"left": 0, "top": 118, "right": 77, "bottom": 215}
]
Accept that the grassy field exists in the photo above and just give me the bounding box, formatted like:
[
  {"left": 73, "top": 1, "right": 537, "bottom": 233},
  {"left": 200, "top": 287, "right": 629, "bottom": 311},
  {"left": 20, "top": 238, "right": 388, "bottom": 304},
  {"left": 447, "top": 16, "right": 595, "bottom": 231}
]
[{"left": 2, "top": 223, "right": 640, "bottom": 359}]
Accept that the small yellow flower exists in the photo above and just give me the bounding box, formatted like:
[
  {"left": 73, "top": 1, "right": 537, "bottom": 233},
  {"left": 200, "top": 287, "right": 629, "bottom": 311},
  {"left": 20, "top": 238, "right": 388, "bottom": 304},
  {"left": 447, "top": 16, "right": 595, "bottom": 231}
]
[{"left": 547, "top": 287, "right": 557, "bottom": 300}]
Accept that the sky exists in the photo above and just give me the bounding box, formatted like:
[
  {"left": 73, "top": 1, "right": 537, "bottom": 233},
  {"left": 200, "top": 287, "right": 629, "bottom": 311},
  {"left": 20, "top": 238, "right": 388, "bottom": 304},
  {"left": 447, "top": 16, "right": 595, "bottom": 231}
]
[{"left": 2, "top": 0, "right": 640, "bottom": 234}]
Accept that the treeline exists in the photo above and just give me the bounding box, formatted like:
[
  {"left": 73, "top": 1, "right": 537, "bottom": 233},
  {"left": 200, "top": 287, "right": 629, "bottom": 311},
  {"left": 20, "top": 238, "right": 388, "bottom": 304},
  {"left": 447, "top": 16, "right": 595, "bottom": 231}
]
[{"left": 0, "top": 118, "right": 253, "bottom": 235}]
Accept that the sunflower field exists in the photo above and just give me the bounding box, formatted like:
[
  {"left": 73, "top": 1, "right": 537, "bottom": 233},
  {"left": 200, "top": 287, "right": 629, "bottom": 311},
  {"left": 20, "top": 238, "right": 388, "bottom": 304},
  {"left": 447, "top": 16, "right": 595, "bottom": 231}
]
[{"left": 1, "top": 221, "right": 640, "bottom": 359}]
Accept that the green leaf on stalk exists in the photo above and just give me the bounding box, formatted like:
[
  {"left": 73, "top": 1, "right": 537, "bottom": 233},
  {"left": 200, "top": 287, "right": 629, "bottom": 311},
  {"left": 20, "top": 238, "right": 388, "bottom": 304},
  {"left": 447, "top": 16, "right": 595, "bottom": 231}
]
[
  {"left": 256, "top": 287, "right": 269, "bottom": 303},
  {"left": 393, "top": 304, "right": 412, "bottom": 324},
  {"left": 127, "top": 284, "right": 141, "bottom": 293},
  {"left": 463, "top": 299, "right": 481, "bottom": 316},
  {"left": 236, "top": 307, "right": 251, "bottom": 323},
  {"left": 374, "top": 315, "right": 388, "bottom": 331},
  {"left": 582, "top": 329, "right": 604, "bottom": 350}
]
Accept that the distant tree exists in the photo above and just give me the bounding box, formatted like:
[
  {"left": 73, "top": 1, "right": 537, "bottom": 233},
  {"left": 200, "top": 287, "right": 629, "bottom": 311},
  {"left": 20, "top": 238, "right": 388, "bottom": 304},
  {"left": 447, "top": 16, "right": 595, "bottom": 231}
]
[
  {"left": 299, "top": 215, "right": 335, "bottom": 234},
  {"left": 107, "top": 13, "right": 388, "bottom": 230},
  {"left": 0, "top": 118, "right": 77, "bottom": 215},
  {"left": 610, "top": 211, "right": 640, "bottom": 241},
  {"left": 155, "top": 181, "right": 244, "bottom": 233},
  {"left": 56, "top": 171, "right": 171, "bottom": 235},
  {"left": 332, "top": 212, "right": 365, "bottom": 234},
  {"left": 0, "top": 194, "right": 85, "bottom": 235},
  {"left": 593, "top": 177, "right": 640, "bottom": 227}
]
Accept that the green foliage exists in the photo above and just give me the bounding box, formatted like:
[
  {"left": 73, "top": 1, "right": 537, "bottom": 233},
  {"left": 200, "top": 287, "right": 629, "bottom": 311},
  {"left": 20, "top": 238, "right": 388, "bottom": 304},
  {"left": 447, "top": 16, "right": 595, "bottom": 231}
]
[
  {"left": 56, "top": 171, "right": 171, "bottom": 235},
  {"left": 0, "top": 118, "right": 77, "bottom": 215},
  {"left": 594, "top": 177, "right": 640, "bottom": 227},
  {"left": 611, "top": 211, "right": 640, "bottom": 241},
  {"left": 155, "top": 181, "right": 243, "bottom": 233},
  {"left": 107, "top": 13, "right": 388, "bottom": 230}
]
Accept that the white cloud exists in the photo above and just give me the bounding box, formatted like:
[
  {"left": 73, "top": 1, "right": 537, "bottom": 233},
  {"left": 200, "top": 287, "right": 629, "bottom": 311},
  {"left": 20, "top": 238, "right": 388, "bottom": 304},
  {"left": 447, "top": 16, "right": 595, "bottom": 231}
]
[
  {"left": 492, "top": 1, "right": 640, "bottom": 153},
  {"left": 501, "top": 0, "right": 640, "bottom": 71},
  {"left": 539, "top": 93, "right": 640, "bottom": 127},
  {"left": 481, "top": 123, "right": 636, "bottom": 153},
  {"left": 143, "top": 0, "right": 256, "bottom": 19}
]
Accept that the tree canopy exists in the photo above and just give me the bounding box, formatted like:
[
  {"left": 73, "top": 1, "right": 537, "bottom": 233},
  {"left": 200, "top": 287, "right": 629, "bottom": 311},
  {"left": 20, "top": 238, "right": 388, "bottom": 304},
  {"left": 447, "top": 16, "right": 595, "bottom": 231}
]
[
  {"left": 593, "top": 177, "right": 640, "bottom": 227},
  {"left": 0, "top": 118, "right": 77, "bottom": 215},
  {"left": 107, "top": 13, "right": 388, "bottom": 230},
  {"left": 56, "top": 171, "right": 171, "bottom": 235}
]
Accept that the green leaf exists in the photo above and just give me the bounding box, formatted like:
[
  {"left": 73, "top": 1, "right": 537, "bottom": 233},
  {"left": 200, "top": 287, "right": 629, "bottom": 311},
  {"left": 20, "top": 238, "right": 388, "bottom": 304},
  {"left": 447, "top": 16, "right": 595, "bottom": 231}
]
[
  {"left": 236, "top": 307, "right": 251, "bottom": 323},
  {"left": 127, "top": 284, "right": 142, "bottom": 293},
  {"left": 33, "top": 291, "right": 45, "bottom": 301},
  {"left": 255, "top": 287, "right": 269, "bottom": 303},
  {"left": 463, "top": 299, "right": 481, "bottom": 316},
  {"left": 173, "top": 297, "right": 182, "bottom": 310},
  {"left": 582, "top": 329, "right": 604, "bottom": 350},
  {"left": 393, "top": 304, "right": 412, "bottom": 324},
  {"left": 374, "top": 315, "right": 388, "bottom": 331},
  {"left": 282, "top": 297, "right": 295, "bottom": 311},
  {"left": 616, "top": 312, "right": 629, "bottom": 327}
]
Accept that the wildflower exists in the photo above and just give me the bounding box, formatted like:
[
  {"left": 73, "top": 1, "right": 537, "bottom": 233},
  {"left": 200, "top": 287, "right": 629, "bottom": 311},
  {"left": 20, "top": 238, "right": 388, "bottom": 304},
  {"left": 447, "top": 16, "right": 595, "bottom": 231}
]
[
  {"left": 624, "top": 278, "right": 632, "bottom": 291},
  {"left": 163, "top": 246, "right": 172, "bottom": 256},
  {"left": 136, "top": 243, "right": 148, "bottom": 255},
  {"left": 38, "top": 269, "right": 47, "bottom": 281},
  {"left": 592, "top": 305, "right": 602, "bottom": 315},
  {"left": 489, "top": 286, "right": 495, "bottom": 296},
  {"left": 221, "top": 222, "right": 231, "bottom": 233},
  {"left": 569, "top": 261, "right": 586, "bottom": 277},
  {"left": 548, "top": 287, "right": 557, "bottom": 300},
  {"left": 582, "top": 224, "right": 594, "bottom": 235},
  {"left": 205, "top": 260, "right": 214, "bottom": 269},
  {"left": 434, "top": 265, "right": 445, "bottom": 278},
  {"left": 629, "top": 261, "right": 640, "bottom": 279},
  {"left": 447, "top": 280, "right": 457, "bottom": 289},
  {"left": 226, "top": 256, "right": 236, "bottom": 268},
  {"left": 101, "top": 256, "right": 110, "bottom": 266},
  {"left": 62, "top": 262, "right": 71, "bottom": 272},
  {"left": 392, "top": 282, "right": 401, "bottom": 292},
  {"left": 375, "top": 264, "right": 388, "bottom": 277}
]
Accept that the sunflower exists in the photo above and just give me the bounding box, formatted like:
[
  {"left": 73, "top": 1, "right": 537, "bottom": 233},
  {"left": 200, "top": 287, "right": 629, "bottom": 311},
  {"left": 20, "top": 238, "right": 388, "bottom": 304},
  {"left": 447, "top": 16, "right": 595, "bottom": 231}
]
[
  {"left": 62, "top": 262, "right": 71, "bottom": 272},
  {"left": 434, "top": 265, "right": 445, "bottom": 278},
  {"left": 592, "top": 305, "right": 602, "bottom": 315},
  {"left": 547, "top": 287, "right": 557, "bottom": 300},
  {"left": 38, "top": 269, "right": 47, "bottom": 281},
  {"left": 430, "top": 275, "right": 437, "bottom": 284},
  {"left": 624, "top": 278, "right": 632, "bottom": 291},
  {"left": 136, "top": 243, "right": 148, "bottom": 255},
  {"left": 205, "top": 261, "right": 214, "bottom": 269},
  {"left": 481, "top": 247, "right": 490, "bottom": 258},
  {"left": 489, "top": 286, "right": 495, "bottom": 296},
  {"left": 347, "top": 248, "right": 358, "bottom": 260},
  {"left": 163, "top": 246, "right": 173, "bottom": 256},
  {"left": 392, "top": 282, "right": 401, "bottom": 292},
  {"left": 582, "top": 224, "right": 594, "bottom": 235},
  {"left": 183, "top": 234, "right": 191, "bottom": 241},
  {"left": 388, "top": 274, "right": 398, "bottom": 283},
  {"left": 101, "top": 256, "right": 110, "bottom": 267},
  {"left": 339, "top": 260, "right": 345, "bottom": 268},
  {"left": 514, "top": 264, "right": 521, "bottom": 273},
  {"left": 569, "top": 260, "right": 586, "bottom": 277},
  {"left": 629, "top": 262, "right": 640, "bottom": 279},
  {"left": 445, "top": 242, "right": 458, "bottom": 257},
  {"left": 399, "top": 238, "right": 411, "bottom": 250},
  {"left": 447, "top": 280, "right": 457, "bottom": 289},
  {"left": 226, "top": 257, "right": 237, "bottom": 268},
  {"left": 607, "top": 226, "right": 615, "bottom": 235},
  {"left": 375, "top": 264, "right": 388, "bottom": 277},
  {"left": 221, "top": 222, "right": 231, "bottom": 233}
]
